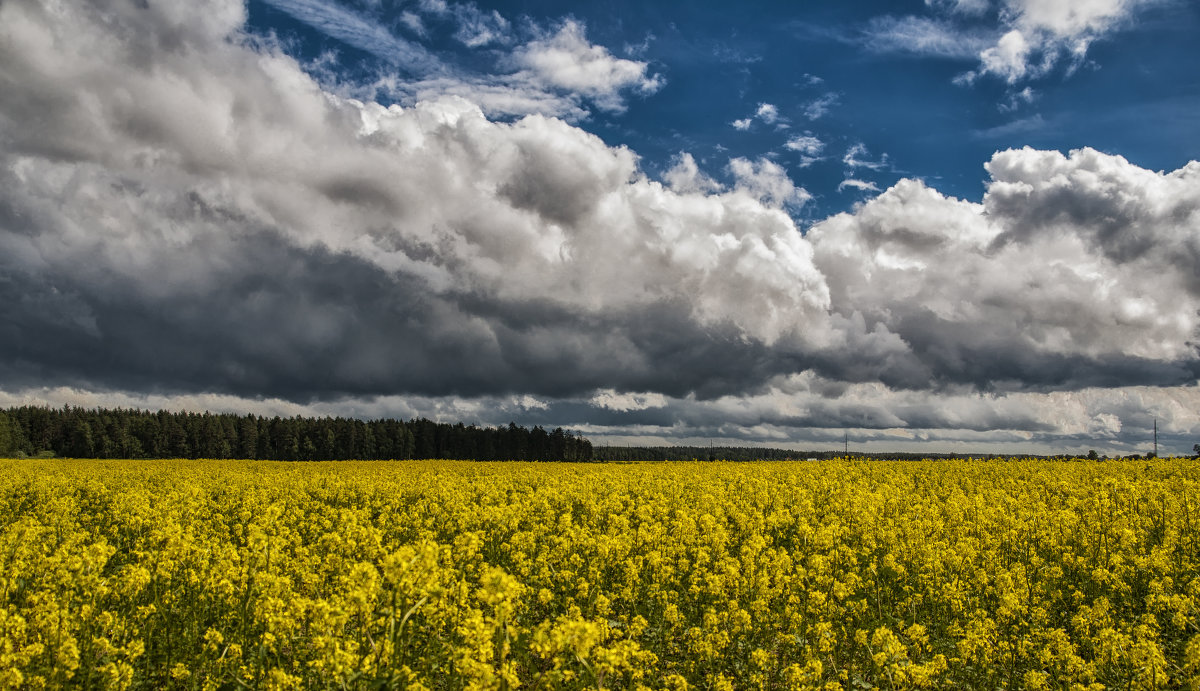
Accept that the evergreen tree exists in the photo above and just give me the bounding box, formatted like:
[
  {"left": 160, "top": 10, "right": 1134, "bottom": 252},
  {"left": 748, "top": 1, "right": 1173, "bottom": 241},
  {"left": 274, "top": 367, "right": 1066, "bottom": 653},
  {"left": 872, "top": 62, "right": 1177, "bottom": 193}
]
[
  {"left": 0, "top": 411, "right": 30, "bottom": 457},
  {"left": 67, "top": 420, "right": 95, "bottom": 458}
]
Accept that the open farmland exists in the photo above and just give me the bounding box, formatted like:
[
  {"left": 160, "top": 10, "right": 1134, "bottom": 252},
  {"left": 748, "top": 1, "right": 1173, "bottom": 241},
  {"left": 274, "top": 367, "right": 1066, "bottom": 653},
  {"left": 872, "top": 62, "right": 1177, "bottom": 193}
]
[{"left": 1, "top": 458, "right": 1198, "bottom": 689}]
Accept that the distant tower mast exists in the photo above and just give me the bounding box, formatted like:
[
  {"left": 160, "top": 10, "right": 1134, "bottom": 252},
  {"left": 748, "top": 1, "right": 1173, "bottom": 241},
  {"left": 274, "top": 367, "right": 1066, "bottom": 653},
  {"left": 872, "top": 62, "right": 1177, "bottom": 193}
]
[
  {"left": 844, "top": 430, "right": 848, "bottom": 456},
  {"left": 1154, "top": 418, "right": 1158, "bottom": 457}
]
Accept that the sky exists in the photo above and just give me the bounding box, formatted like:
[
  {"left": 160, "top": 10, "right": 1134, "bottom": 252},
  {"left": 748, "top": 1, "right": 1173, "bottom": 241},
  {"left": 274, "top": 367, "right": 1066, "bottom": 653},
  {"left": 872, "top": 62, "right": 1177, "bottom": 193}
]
[{"left": 1, "top": 0, "right": 1199, "bottom": 456}]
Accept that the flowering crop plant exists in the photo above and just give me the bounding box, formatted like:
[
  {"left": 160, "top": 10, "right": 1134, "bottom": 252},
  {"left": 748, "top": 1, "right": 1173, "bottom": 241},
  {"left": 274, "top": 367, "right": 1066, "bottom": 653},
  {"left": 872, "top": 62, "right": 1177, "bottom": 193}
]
[{"left": 1, "top": 458, "right": 1198, "bottom": 689}]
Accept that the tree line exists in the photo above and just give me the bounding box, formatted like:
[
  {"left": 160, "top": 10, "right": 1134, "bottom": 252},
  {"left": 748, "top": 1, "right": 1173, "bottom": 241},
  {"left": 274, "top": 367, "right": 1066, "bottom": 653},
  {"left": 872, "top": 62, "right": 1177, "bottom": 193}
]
[
  {"left": 0, "top": 407, "right": 592, "bottom": 462},
  {"left": 586, "top": 446, "right": 1099, "bottom": 462},
  {"left": 591, "top": 445, "right": 821, "bottom": 462}
]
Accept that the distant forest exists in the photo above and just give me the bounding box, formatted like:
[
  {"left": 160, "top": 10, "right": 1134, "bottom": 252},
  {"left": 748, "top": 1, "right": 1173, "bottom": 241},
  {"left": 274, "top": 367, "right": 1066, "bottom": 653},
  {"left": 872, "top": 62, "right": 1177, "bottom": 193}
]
[
  {"left": 588, "top": 446, "right": 1033, "bottom": 462},
  {"left": 0, "top": 406, "right": 592, "bottom": 462},
  {"left": 591, "top": 445, "right": 821, "bottom": 462}
]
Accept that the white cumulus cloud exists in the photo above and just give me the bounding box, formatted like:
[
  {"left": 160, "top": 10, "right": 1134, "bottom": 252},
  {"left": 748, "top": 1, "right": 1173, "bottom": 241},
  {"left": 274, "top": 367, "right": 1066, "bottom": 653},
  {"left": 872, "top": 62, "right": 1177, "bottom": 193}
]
[
  {"left": 785, "top": 135, "right": 824, "bottom": 156},
  {"left": 511, "top": 19, "right": 664, "bottom": 113},
  {"left": 590, "top": 389, "right": 669, "bottom": 412},
  {"left": 786, "top": 134, "right": 825, "bottom": 167},
  {"left": 867, "top": 0, "right": 1165, "bottom": 87},
  {"left": 808, "top": 147, "right": 1200, "bottom": 390},
  {"left": 803, "top": 93, "right": 839, "bottom": 120},
  {"left": 728, "top": 158, "right": 813, "bottom": 210},
  {"left": 837, "top": 178, "right": 881, "bottom": 193},
  {"left": 755, "top": 103, "right": 780, "bottom": 124},
  {"left": 843, "top": 143, "right": 890, "bottom": 171}
]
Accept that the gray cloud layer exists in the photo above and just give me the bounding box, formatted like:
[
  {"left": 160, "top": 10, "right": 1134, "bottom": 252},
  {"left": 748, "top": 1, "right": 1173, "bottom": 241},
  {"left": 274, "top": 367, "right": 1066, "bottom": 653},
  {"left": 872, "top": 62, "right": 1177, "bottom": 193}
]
[{"left": 1, "top": 0, "right": 1197, "bottom": 450}]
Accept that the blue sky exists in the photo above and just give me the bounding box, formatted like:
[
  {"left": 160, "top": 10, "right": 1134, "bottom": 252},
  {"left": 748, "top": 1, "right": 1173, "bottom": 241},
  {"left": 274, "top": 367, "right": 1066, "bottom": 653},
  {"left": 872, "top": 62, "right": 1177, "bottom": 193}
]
[
  {"left": 245, "top": 0, "right": 1199, "bottom": 220},
  {"left": 2, "top": 0, "right": 1199, "bottom": 455}
]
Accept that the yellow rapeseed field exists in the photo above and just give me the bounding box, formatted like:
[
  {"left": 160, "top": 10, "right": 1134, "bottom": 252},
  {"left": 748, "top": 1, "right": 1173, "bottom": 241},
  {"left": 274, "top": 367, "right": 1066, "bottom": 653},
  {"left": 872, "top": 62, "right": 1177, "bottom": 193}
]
[{"left": 1, "top": 458, "right": 1198, "bottom": 690}]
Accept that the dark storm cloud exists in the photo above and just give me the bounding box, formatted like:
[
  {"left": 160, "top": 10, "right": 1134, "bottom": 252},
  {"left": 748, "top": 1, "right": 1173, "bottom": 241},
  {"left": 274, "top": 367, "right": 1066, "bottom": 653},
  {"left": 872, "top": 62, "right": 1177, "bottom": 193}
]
[
  {"left": 0, "top": 222, "right": 809, "bottom": 400},
  {"left": 890, "top": 310, "right": 1200, "bottom": 391}
]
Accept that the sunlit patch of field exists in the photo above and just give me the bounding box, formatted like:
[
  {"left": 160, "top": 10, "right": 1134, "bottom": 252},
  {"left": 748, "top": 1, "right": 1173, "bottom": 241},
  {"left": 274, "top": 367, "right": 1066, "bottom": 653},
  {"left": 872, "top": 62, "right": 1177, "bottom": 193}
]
[{"left": 1, "top": 458, "right": 1198, "bottom": 689}]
